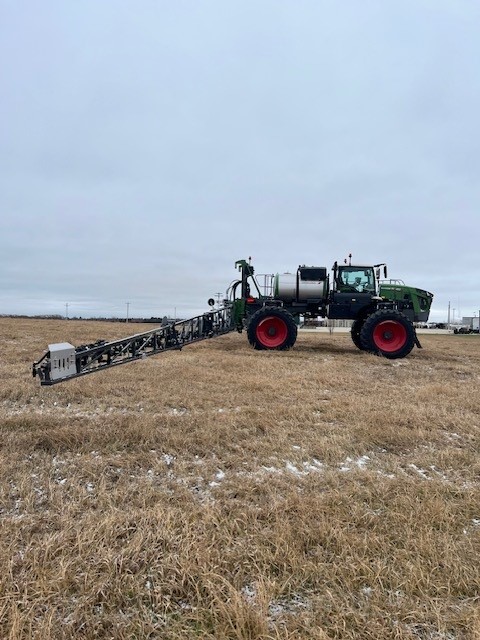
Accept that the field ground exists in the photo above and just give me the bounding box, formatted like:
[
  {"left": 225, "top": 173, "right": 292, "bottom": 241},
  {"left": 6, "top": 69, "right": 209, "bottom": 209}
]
[{"left": 1, "top": 318, "right": 479, "bottom": 639}]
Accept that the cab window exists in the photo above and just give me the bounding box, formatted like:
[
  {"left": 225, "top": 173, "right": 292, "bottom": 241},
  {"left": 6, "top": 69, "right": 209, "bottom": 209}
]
[{"left": 337, "top": 268, "right": 375, "bottom": 293}]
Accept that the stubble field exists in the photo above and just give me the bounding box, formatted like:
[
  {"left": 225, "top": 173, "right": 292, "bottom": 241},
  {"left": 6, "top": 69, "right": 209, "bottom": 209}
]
[{"left": 0, "top": 317, "right": 479, "bottom": 639}]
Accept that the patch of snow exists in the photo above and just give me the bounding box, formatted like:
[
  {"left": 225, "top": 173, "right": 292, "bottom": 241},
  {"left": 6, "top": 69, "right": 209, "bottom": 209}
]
[
  {"left": 377, "top": 470, "right": 396, "bottom": 479},
  {"left": 241, "top": 584, "right": 257, "bottom": 603},
  {"left": 162, "top": 454, "right": 175, "bottom": 466},
  {"left": 341, "top": 455, "right": 370, "bottom": 471},
  {"left": 356, "top": 455, "right": 370, "bottom": 468},
  {"left": 168, "top": 407, "right": 187, "bottom": 416},
  {"left": 302, "top": 460, "right": 323, "bottom": 472},
  {"left": 339, "top": 456, "right": 353, "bottom": 472},
  {"left": 408, "top": 464, "right": 430, "bottom": 480},
  {"left": 285, "top": 461, "right": 305, "bottom": 477},
  {"left": 33, "top": 486, "right": 46, "bottom": 501},
  {"left": 207, "top": 470, "right": 226, "bottom": 487},
  {"left": 268, "top": 593, "right": 310, "bottom": 622},
  {"left": 261, "top": 466, "right": 281, "bottom": 474},
  {"left": 445, "top": 432, "right": 461, "bottom": 442},
  {"left": 430, "top": 466, "right": 449, "bottom": 481},
  {"left": 404, "top": 622, "right": 456, "bottom": 639}
]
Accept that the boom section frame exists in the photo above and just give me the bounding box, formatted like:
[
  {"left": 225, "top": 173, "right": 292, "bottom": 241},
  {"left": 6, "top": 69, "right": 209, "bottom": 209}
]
[{"left": 33, "top": 306, "right": 234, "bottom": 386}]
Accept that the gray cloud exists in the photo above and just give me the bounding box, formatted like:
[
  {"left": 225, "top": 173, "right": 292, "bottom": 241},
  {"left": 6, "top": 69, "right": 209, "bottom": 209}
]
[{"left": 1, "top": 0, "right": 479, "bottom": 322}]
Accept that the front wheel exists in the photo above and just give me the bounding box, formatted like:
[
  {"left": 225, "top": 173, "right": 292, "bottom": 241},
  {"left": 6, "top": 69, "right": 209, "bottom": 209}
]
[
  {"left": 247, "top": 307, "right": 297, "bottom": 350},
  {"left": 351, "top": 318, "right": 368, "bottom": 350},
  {"left": 360, "top": 310, "right": 415, "bottom": 359}
]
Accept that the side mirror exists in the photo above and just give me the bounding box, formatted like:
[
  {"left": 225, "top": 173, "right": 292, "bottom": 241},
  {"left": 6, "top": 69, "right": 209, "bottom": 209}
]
[{"left": 207, "top": 298, "right": 215, "bottom": 307}]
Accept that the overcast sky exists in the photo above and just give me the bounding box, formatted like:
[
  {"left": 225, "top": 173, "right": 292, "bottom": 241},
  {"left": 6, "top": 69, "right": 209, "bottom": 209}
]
[{"left": 1, "top": 0, "right": 479, "bottom": 323}]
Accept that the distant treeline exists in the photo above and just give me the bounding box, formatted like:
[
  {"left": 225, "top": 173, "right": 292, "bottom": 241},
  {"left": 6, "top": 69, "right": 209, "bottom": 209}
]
[{"left": 0, "top": 314, "right": 182, "bottom": 324}]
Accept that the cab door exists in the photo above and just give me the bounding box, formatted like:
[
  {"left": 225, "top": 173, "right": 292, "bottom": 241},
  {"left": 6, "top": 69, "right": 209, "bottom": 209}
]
[{"left": 328, "top": 293, "right": 373, "bottom": 320}]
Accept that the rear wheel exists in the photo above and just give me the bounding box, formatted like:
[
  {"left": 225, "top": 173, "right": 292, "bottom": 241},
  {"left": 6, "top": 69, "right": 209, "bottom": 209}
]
[
  {"left": 360, "top": 309, "right": 415, "bottom": 359},
  {"left": 247, "top": 307, "right": 297, "bottom": 350},
  {"left": 351, "top": 318, "right": 368, "bottom": 350}
]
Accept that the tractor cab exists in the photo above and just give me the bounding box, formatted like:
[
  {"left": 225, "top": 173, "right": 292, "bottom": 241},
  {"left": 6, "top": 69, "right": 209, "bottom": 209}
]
[
  {"left": 328, "top": 261, "right": 387, "bottom": 321},
  {"left": 333, "top": 258, "right": 387, "bottom": 296},
  {"left": 334, "top": 265, "right": 378, "bottom": 295}
]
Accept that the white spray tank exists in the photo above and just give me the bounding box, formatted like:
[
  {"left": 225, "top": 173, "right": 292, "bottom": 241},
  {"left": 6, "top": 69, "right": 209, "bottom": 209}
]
[{"left": 274, "top": 266, "right": 328, "bottom": 302}]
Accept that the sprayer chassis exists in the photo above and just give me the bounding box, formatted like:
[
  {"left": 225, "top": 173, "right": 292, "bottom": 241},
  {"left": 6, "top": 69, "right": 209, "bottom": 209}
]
[{"left": 32, "top": 257, "right": 433, "bottom": 385}]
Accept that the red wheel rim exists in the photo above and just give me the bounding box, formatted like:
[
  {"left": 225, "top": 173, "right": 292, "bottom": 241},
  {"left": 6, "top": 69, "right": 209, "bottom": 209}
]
[
  {"left": 256, "top": 316, "right": 288, "bottom": 348},
  {"left": 372, "top": 320, "right": 407, "bottom": 352}
]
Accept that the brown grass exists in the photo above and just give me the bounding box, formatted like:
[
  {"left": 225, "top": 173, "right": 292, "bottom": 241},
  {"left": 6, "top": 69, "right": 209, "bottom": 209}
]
[{"left": 1, "top": 318, "right": 479, "bottom": 639}]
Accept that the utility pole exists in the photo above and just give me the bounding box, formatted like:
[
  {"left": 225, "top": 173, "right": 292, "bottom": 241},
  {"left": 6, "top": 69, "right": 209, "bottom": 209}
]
[
  {"left": 447, "top": 301, "right": 451, "bottom": 330},
  {"left": 65, "top": 302, "right": 69, "bottom": 319},
  {"left": 126, "top": 302, "right": 130, "bottom": 323},
  {"left": 215, "top": 292, "right": 222, "bottom": 305}
]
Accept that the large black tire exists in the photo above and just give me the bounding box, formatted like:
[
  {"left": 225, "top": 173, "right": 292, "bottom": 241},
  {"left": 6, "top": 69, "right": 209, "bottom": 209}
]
[
  {"left": 360, "top": 309, "right": 415, "bottom": 359},
  {"left": 247, "top": 307, "right": 297, "bottom": 350},
  {"left": 351, "top": 318, "right": 368, "bottom": 350}
]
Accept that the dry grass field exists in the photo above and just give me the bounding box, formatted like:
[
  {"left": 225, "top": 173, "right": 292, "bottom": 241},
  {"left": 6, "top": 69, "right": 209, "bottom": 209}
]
[{"left": 1, "top": 317, "right": 479, "bottom": 639}]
